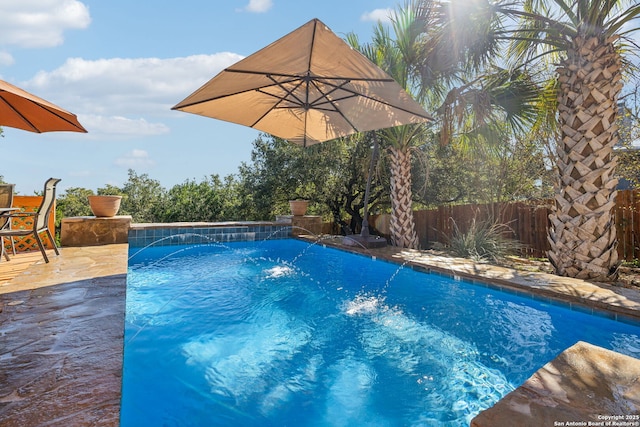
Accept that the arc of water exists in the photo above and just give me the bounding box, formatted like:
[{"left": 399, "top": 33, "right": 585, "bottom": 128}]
[
  {"left": 127, "top": 243, "right": 323, "bottom": 345},
  {"left": 128, "top": 233, "right": 234, "bottom": 261}
]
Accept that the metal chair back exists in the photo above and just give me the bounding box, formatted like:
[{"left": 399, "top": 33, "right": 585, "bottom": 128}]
[
  {"left": 36, "top": 178, "right": 61, "bottom": 231},
  {"left": 0, "top": 184, "right": 15, "bottom": 259},
  {"left": 0, "top": 184, "right": 15, "bottom": 229}
]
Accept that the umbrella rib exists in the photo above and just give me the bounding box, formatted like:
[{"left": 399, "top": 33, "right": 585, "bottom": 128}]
[
  {"left": 0, "top": 95, "right": 40, "bottom": 132},
  {"left": 173, "top": 76, "right": 305, "bottom": 109},
  {"left": 306, "top": 79, "right": 349, "bottom": 109},
  {"left": 309, "top": 79, "right": 360, "bottom": 132},
  {"left": 364, "top": 95, "right": 432, "bottom": 119},
  {"left": 227, "top": 69, "right": 395, "bottom": 83},
  {"left": 307, "top": 20, "right": 318, "bottom": 76},
  {"left": 304, "top": 19, "right": 319, "bottom": 142},
  {"left": 268, "top": 74, "right": 308, "bottom": 108},
  {"left": 323, "top": 79, "right": 432, "bottom": 119},
  {"left": 258, "top": 77, "right": 360, "bottom": 114},
  {"left": 309, "top": 78, "right": 432, "bottom": 120},
  {"left": 249, "top": 76, "right": 308, "bottom": 128},
  {"left": 38, "top": 104, "right": 86, "bottom": 130},
  {"left": 254, "top": 76, "right": 305, "bottom": 107}
]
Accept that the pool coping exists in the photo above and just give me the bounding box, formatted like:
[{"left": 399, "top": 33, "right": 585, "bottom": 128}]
[
  {"left": 471, "top": 341, "right": 640, "bottom": 426},
  {"left": 1, "top": 238, "right": 640, "bottom": 426}
]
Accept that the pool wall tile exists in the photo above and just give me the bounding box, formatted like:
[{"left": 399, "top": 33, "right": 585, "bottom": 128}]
[{"left": 128, "top": 222, "right": 292, "bottom": 248}]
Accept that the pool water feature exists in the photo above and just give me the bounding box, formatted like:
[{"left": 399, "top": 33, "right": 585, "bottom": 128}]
[{"left": 121, "top": 239, "right": 640, "bottom": 426}]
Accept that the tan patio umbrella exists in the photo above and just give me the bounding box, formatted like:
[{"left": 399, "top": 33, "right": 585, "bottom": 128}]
[
  {"left": 0, "top": 79, "right": 87, "bottom": 133},
  {"left": 173, "top": 18, "right": 432, "bottom": 247},
  {"left": 172, "top": 18, "right": 430, "bottom": 147}
]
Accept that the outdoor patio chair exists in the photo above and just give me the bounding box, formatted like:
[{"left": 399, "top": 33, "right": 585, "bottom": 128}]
[
  {"left": 0, "top": 178, "right": 61, "bottom": 263},
  {"left": 0, "top": 183, "right": 16, "bottom": 261}
]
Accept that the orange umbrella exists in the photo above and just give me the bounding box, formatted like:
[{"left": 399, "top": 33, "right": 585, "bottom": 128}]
[{"left": 0, "top": 79, "right": 86, "bottom": 133}]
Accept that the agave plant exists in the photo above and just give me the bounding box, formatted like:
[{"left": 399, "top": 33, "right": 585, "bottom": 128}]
[{"left": 447, "top": 217, "right": 522, "bottom": 262}]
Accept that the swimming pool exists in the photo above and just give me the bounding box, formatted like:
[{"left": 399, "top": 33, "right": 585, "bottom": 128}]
[{"left": 121, "top": 239, "right": 640, "bottom": 426}]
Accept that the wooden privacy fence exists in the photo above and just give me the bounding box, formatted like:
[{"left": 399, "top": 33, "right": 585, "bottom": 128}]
[
  {"left": 615, "top": 190, "right": 640, "bottom": 261},
  {"left": 370, "top": 189, "right": 640, "bottom": 261}
]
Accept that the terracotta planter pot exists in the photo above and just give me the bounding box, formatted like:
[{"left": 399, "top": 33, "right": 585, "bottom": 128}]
[
  {"left": 289, "top": 199, "right": 309, "bottom": 216},
  {"left": 88, "top": 195, "right": 122, "bottom": 217}
]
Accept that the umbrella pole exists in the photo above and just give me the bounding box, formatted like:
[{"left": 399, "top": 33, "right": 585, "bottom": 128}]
[
  {"left": 344, "top": 132, "right": 386, "bottom": 248},
  {"left": 359, "top": 132, "right": 380, "bottom": 238}
]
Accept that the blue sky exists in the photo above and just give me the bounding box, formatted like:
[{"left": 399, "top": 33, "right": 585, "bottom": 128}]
[{"left": 0, "top": 0, "right": 397, "bottom": 194}]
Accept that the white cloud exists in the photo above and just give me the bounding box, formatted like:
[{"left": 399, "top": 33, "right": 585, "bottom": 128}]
[
  {"left": 19, "top": 52, "right": 243, "bottom": 137},
  {"left": 115, "top": 149, "right": 156, "bottom": 168},
  {"left": 0, "top": 51, "right": 15, "bottom": 67},
  {"left": 0, "top": 0, "right": 91, "bottom": 48},
  {"left": 240, "top": 0, "right": 273, "bottom": 13},
  {"left": 361, "top": 9, "right": 393, "bottom": 24},
  {"left": 80, "top": 114, "right": 170, "bottom": 137}
]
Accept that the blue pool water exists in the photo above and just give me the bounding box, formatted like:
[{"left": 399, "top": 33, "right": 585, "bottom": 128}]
[{"left": 121, "top": 239, "right": 640, "bottom": 426}]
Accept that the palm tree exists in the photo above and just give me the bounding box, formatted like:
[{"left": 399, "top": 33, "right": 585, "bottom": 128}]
[
  {"left": 489, "top": 0, "right": 640, "bottom": 280},
  {"left": 352, "top": 0, "right": 542, "bottom": 249},
  {"left": 380, "top": 124, "right": 425, "bottom": 248},
  {"left": 348, "top": 6, "right": 432, "bottom": 249},
  {"left": 351, "top": 0, "right": 492, "bottom": 249}
]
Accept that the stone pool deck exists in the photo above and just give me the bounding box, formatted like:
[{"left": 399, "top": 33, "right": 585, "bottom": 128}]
[
  {"left": 471, "top": 341, "right": 640, "bottom": 427},
  {"left": 0, "top": 245, "right": 127, "bottom": 427},
  {"left": 0, "top": 239, "right": 639, "bottom": 426}
]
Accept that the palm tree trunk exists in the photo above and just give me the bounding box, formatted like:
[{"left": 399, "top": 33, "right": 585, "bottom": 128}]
[
  {"left": 548, "top": 35, "right": 622, "bottom": 281},
  {"left": 388, "top": 146, "right": 420, "bottom": 249}
]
